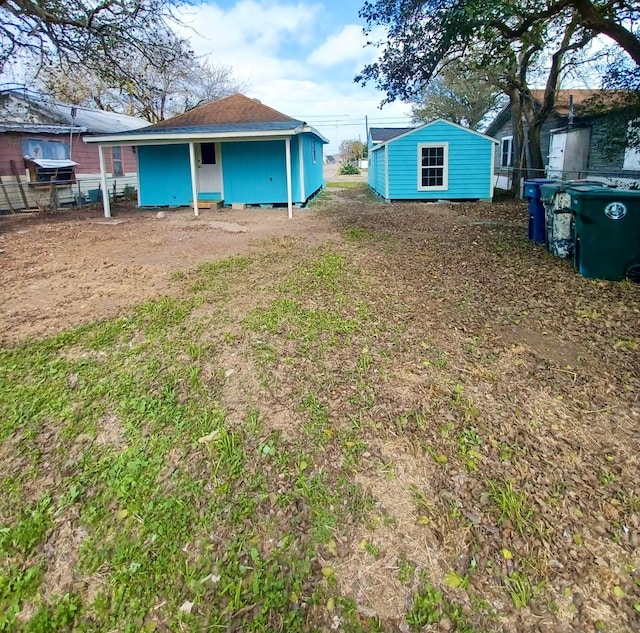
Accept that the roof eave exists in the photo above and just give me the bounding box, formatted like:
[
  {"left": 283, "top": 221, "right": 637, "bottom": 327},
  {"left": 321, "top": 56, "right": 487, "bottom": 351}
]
[
  {"left": 371, "top": 118, "right": 498, "bottom": 150},
  {"left": 84, "top": 127, "right": 321, "bottom": 145}
]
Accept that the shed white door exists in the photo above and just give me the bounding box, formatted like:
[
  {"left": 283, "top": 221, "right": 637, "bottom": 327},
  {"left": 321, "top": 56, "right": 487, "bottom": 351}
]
[
  {"left": 547, "top": 132, "right": 567, "bottom": 178},
  {"left": 198, "top": 143, "right": 222, "bottom": 193}
]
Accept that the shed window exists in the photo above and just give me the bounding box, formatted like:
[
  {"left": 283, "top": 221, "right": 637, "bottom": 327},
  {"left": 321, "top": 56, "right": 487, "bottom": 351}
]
[
  {"left": 500, "top": 136, "right": 514, "bottom": 168},
  {"left": 417, "top": 143, "right": 448, "bottom": 190},
  {"left": 201, "top": 143, "right": 216, "bottom": 165},
  {"left": 111, "top": 146, "right": 124, "bottom": 177},
  {"left": 312, "top": 141, "right": 317, "bottom": 164}
]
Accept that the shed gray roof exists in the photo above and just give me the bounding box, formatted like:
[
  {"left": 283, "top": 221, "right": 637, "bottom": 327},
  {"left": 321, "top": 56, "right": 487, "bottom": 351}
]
[
  {"left": 369, "top": 127, "right": 414, "bottom": 142},
  {"left": 1, "top": 89, "right": 149, "bottom": 133}
]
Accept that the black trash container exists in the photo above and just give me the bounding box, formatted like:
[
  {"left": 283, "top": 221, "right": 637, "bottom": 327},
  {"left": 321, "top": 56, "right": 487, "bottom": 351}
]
[{"left": 568, "top": 185, "right": 640, "bottom": 281}]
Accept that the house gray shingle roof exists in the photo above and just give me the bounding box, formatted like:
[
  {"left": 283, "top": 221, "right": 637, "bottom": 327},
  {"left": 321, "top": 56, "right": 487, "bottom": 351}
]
[{"left": 370, "top": 127, "right": 414, "bottom": 142}]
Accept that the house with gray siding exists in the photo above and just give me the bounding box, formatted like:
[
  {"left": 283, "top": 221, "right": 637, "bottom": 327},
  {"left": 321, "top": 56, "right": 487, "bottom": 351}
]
[
  {"left": 85, "top": 94, "right": 328, "bottom": 218},
  {"left": 486, "top": 90, "right": 640, "bottom": 189},
  {"left": 368, "top": 120, "right": 498, "bottom": 202}
]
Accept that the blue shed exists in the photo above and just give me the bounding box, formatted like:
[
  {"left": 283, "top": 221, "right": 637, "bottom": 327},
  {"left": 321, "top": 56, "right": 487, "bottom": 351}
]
[
  {"left": 85, "top": 94, "right": 328, "bottom": 218},
  {"left": 368, "top": 120, "right": 498, "bottom": 202}
]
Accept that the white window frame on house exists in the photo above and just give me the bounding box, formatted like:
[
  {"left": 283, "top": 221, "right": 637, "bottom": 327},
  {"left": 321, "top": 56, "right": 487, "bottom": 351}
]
[
  {"left": 111, "top": 146, "right": 124, "bottom": 177},
  {"left": 312, "top": 140, "right": 317, "bottom": 164},
  {"left": 417, "top": 143, "right": 448, "bottom": 191},
  {"left": 500, "top": 136, "right": 513, "bottom": 168}
]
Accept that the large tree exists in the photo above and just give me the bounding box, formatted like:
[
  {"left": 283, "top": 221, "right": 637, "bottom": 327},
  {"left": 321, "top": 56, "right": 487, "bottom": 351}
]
[
  {"left": 37, "top": 51, "right": 244, "bottom": 122},
  {"left": 1, "top": 0, "right": 188, "bottom": 87},
  {"left": 356, "top": 1, "right": 616, "bottom": 182},
  {"left": 411, "top": 64, "right": 505, "bottom": 130}
]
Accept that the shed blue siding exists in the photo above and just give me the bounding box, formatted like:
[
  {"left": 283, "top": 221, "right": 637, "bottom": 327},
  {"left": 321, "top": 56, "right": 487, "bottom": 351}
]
[
  {"left": 302, "top": 134, "right": 324, "bottom": 197},
  {"left": 138, "top": 144, "right": 192, "bottom": 206},
  {"left": 368, "top": 150, "right": 376, "bottom": 188},
  {"left": 371, "top": 121, "right": 495, "bottom": 201},
  {"left": 368, "top": 147, "right": 386, "bottom": 196}
]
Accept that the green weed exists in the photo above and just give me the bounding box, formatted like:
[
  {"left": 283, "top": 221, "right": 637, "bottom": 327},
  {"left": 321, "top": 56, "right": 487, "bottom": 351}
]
[{"left": 487, "top": 480, "right": 533, "bottom": 535}]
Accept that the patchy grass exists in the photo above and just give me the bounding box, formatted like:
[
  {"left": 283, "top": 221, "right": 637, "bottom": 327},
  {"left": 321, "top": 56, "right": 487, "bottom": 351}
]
[{"left": 1, "top": 188, "right": 640, "bottom": 631}]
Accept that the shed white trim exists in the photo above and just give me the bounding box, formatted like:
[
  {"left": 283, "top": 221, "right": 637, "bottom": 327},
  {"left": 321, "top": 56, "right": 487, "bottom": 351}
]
[
  {"left": 417, "top": 143, "right": 449, "bottom": 191},
  {"left": 369, "top": 118, "right": 499, "bottom": 152},
  {"left": 384, "top": 144, "right": 389, "bottom": 200}
]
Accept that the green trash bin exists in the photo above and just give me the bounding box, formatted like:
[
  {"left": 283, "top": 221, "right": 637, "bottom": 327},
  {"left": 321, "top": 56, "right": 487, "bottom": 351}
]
[{"left": 568, "top": 186, "right": 640, "bottom": 281}]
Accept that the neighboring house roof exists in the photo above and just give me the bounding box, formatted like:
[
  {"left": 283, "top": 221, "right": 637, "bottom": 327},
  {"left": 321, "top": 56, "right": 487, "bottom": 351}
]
[
  {"left": 369, "top": 118, "right": 498, "bottom": 152},
  {"left": 0, "top": 88, "right": 149, "bottom": 133},
  {"left": 369, "top": 127, "right": 413, "bottom": 143},
  {"left": 485, "top": 89, "right": 629, "bottom": 137},
  {"left": 84, "top": 93, "right": 329, "bottom": 144},
  {"left": 0, "top": 121, "right": 87, "bottom": 134}
]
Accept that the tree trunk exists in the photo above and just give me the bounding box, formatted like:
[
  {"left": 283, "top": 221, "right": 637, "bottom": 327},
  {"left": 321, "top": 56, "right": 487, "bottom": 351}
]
[
  {"left": 509, "top": 89, "right": 526, "bottom": 196},
  {"left": 527, "top": 123, "right": 545, "bottom": 177}
]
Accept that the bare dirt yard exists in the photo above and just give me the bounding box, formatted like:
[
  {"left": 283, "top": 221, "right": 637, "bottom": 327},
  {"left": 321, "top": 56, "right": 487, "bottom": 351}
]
[
  {"left": 0, "top": 202, "right": 335, "bottom": 345},
  {"left": 1, "top": 183, "right": 639, "bottom": 632}
]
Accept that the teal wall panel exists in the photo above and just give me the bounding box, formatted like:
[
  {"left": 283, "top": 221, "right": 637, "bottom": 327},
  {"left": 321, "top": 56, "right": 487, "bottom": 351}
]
[
  {"left": 368, "top": 147, "right": 386, "bottom": 196},
  {"left": 303, "top": 134, "right": 324, "bottom": 198},
  {"left": 386, "top": 122, "right": 494, "bottom": 200},
  {"left": 138, "top": 144, "right": 191, "bottom": 206},
  {"left": 222, "top": 140, "right": 288, "bottom": 204}
]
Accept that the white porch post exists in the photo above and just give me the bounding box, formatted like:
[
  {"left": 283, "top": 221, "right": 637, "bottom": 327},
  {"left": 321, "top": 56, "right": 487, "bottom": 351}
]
[
  {"left": 298, "top": 135, "right": 305, "bottom": 203},
  {"left": 189, "top": 142, "right": 199, "bottom": 217},
  {"left": 98, "top": 145, "right": 111, "bottom": 218},
  {"left": 285, "top": 137, "right": 293, "bottom": 219}
]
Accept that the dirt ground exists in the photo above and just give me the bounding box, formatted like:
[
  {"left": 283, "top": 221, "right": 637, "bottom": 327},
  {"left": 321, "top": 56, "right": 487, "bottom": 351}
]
[
  {"left": 0, "top": 202, "right": 337, "bottom": 345},
  {"left": 2, "top": 183, "right": 640, "bottom": 630}
]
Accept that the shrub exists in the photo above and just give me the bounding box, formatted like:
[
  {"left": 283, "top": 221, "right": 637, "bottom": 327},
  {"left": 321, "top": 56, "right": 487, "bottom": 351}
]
[{"left": 338, "top": 162, "right": 360, "bottom": 175}]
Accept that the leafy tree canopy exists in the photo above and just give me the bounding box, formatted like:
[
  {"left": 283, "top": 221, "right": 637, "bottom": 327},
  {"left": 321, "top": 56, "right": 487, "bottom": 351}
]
[
  {"left": 36, "top": 54, "right": 244, "bottom": 122},
  {"left": 1, "top": 0, "right": 189, "bottom": 87},
  {"left": 356, "top": 0, "right": 640, "bottom": 104},
  {"left": 411, "top": 64, "right": 505, "bottom": 130}
]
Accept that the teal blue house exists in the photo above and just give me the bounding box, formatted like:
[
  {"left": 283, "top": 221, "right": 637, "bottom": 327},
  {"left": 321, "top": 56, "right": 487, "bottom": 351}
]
[
  {"left": 368, "top": 120, "right": 498, "bottom": 202},
  {"left": 85, "top": 94, "right": 327, "bottom": 218}
]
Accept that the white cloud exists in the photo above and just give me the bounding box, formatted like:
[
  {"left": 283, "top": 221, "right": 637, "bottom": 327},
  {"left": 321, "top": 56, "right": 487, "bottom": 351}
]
[
  {"left": 251, "top": 79, "right": 412, "bottom": 153},
  {"left": 172, "top": 1, "right": 412, "bottom": 154},
  {"left": 307, "top": 24, "right": 382, "bottom": 68},
  {"left": 179, "top": 0, "right": 321, "bottom": 61}
]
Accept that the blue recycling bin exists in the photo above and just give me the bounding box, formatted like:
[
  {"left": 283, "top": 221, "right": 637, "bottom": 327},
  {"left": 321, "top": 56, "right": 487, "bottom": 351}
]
[{"left": 524, "top": 179, "right": 558, "bottom": 244}]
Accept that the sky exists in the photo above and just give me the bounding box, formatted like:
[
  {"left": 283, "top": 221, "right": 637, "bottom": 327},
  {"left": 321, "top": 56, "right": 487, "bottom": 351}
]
[{"left": 173, "top": 0, "right": 414, "bottom": 154}]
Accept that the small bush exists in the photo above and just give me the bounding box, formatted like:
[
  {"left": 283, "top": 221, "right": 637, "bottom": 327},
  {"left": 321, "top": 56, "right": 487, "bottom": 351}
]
[
  {"left": 122, "top": 185, "right": 137, "bottom": 200},
  {"left": 338, "top": 162, "right": 360, "bottom": 175}
]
